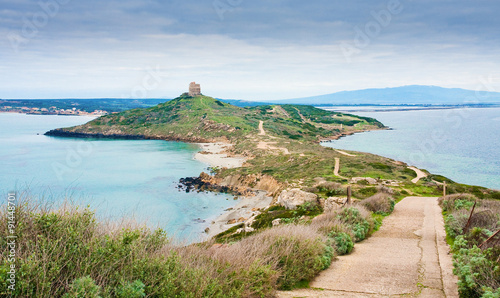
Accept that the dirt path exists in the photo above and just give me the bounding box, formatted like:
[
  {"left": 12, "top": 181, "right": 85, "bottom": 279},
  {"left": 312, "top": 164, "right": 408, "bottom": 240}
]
[
  {"left": 294, "top": 107, "right": 307, "bottom": 122},
  {"left": 335, "top": 149, "right": 357, "bottom": 157},
  {"left": 259, "top": 120, "right": 266, "bottom": 136},
  {"left": 257, "top": 141, "right": 290, "bottom": 155},
  {"left": 279, "top": 197, "right": 458, "bottom": 297},
  {"left": 409, "top": 166, "right": 428, "bottom": 184},
  {"left": 334, "top": 158, "right": 342, "bottom": 177}
]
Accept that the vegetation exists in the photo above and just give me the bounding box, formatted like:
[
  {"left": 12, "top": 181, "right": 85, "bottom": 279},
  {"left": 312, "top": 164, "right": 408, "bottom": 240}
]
[
  {"left": 47, "top": 94, "right": 384, "bottom": 143},
  {"left": 0, "top": 197, "right": 385, "bottom": 297},
  {"left": 439, "top": 194, "right": 500, "bottom": 297}
]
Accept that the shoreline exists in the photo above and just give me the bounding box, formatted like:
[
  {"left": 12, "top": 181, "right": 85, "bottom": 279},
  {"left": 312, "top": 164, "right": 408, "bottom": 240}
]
[
  {"left": 192, "top": 142, "right": 275, "bottom": 240},
  {"left": 194, "top": 142, "right": 246, "bottom": 169},
  {"left": 205, "top": 190, "right": 273, "bottom": 239},
  {"left": 0, "top": 110, "right": 102, "bottom": 117}
]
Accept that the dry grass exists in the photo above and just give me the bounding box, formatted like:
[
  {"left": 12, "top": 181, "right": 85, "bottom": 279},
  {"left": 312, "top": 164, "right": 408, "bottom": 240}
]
[
  {"left": 0, "top": 193, "right": 386, "bottom": 296},
  {"left": 362, "top": 193, "right": 395, "bottom": 214},
  {"left": 0, "top": 196, "right": 278, "bottom": 297},
  {"left": 213, "top": 224, "right": 334, "bottom": 290}
]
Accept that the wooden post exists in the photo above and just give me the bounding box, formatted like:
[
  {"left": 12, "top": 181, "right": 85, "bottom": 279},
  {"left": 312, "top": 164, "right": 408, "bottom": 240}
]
[
  {"left": 443, "top": 181, "right": 447, "bottom": 197},
  {"left": 347, "top": 186, "right": 352, "bottom": 205},
  {"left": 479, "top": 228, "right": 500, "bottom": 249},
  {"left": 463, "top": 201, "right": 477, "bottom": 234}
]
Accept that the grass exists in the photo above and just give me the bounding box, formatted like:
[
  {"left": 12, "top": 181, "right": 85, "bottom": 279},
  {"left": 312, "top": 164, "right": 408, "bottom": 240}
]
[
  {"left": 51, "top": 94, "right": 384, "bottom": 144},
  {"left": 0, "top": 195, "right": 389, "bottom": 297},
  {"left": 0, "top": 198, "right": 277, "bottom": 297},
  {"left": 0, "top": 196, "right": 384, "bottom": 297}
]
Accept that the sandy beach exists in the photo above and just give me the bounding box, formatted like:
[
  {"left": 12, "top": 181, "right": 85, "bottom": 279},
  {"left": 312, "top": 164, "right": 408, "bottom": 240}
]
[
  {"left": 194, "top": 143, "right": 246, "bottom": 169},
  {"left": 193, "top": 143, "right": 274, "bottom": 240},
  {"left": 205, "top": 191, "right": 273, "bottom": 239}
]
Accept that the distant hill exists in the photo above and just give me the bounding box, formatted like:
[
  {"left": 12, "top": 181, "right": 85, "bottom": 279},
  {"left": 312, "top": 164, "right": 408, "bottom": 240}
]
[
  {"left": 45, "top": 94, "right": 384, "bottom": 143},
  {"left": 274, "top": 85, "right": 500, "bottom": 105},
  {"left": 218, "top": 99, "right": 272, "bottom": 107},
  {"left": 0, "top": 98, "right": 167, "bottom": 113}
]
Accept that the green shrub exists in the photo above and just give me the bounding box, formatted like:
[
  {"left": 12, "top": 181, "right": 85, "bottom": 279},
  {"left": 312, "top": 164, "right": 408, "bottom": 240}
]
[
  {"left": 451, "top": 236, "right": 500, "bottom": 297},
  {"left": 115, "top": 280, "right": 146, "bottom": 298},
  {"left": 331, "top": 232, "right": 354, "bottom": 255},
  {"left": 250, "top": 202, "right": 322, "bottom": 230},
  {"left": 63, "top": 276, "right": 101, "bottom": 298},
  {"left": 439, "top": 194, "right": 477, "bottom": 212},
  {"left": 336, "top": 207, "right": 372, "bottom": 242},
  {"left": 355, "top": 187, "right": 378, "bottom": 199}
]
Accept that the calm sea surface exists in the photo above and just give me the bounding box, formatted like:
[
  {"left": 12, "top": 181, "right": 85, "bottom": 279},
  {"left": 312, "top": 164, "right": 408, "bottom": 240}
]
[
  {"left": 0, "top": 113, "right": 235, "bottom": 242},
  {"left": 323, "top": 107, "right": 500, "bottom": 190}
]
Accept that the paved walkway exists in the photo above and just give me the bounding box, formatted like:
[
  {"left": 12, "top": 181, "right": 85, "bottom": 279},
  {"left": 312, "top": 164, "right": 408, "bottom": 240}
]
[{"left": 278, "top": 197, "right": 458, "bottom": 297}]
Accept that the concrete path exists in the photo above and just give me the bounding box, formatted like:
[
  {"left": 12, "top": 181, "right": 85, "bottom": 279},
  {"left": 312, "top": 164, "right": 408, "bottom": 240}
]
[{"left": 278, "top": 197, "right": 458, "bottom": 297}]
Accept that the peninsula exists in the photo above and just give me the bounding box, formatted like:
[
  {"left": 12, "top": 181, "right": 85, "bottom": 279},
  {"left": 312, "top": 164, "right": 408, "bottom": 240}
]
[{"left": 41, "top": 91, "right": 500, "bottom": 297}]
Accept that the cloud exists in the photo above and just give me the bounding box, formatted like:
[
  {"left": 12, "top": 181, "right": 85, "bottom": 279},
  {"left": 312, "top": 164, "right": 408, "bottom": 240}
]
[{"left": 1, "top": 0, "right": 500, "bottom": 99}]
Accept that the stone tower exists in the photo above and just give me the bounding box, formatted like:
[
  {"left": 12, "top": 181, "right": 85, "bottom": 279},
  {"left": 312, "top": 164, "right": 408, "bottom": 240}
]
[{"left": 188, "top": 82, "right": 201, "bottom": 97}]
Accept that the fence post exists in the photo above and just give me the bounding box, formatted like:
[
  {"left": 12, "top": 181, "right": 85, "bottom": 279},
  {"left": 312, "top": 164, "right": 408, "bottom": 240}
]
[
  {"left": 463, "top": 201, "right": 477, "bottom": 234},
  {"left": 347, "top": 186, "right": 352, "bottom": 205},
  {"left": 443, "top": 181, "right": 447, "bottom": 197}
]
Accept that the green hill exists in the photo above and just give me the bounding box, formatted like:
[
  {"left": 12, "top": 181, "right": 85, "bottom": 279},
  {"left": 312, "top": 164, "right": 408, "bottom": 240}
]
[{"left": 45, "top": 94, "right": 385, "bottom": 142}]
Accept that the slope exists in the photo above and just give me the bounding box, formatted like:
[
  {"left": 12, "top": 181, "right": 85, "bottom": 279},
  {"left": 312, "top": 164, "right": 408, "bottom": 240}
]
[{"left": 45, "top": 94, "right": 385, "bottom": 143}]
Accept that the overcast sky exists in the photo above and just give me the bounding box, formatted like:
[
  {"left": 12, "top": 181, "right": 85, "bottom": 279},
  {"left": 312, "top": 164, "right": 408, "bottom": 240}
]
[{"left": 1, "top": 0, "right": 500, "bottom": 100}]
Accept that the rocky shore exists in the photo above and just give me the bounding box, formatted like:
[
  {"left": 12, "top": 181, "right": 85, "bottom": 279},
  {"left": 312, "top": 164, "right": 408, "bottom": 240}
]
[{"left": 44, "top": 128, "right": 213, "bottom": 143}]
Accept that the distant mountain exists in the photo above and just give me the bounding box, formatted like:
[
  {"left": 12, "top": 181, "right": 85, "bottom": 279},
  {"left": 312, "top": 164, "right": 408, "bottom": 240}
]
[{"left": 274, "top": 85, "right": 500, "bottom": 105}]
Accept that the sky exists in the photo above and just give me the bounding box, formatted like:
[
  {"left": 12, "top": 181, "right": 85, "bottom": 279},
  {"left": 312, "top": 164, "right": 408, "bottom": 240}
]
[{"left": 1, "top": 0, "right": 500, "bottom": 100}]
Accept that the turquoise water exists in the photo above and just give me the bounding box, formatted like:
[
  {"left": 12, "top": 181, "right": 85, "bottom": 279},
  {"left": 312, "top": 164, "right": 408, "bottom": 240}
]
[
  {"left": 323, "top": 108, "right": 500, "bottom": 190},
  {"left": 0, "top": 113, "right": 235, "bottom": 242}
]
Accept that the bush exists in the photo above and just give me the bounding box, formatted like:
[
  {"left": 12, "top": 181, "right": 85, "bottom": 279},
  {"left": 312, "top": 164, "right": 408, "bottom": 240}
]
[
  {"left": 63, "top": 276, "right": 101, "bottom": 298},
  {"left": 335, "top": 206, "right": 373, "bottom": 242},
  {"left": 115, "top": 280, "right": 146, "bottom": 298},
  {"left": 451, "top": 236, "right": 500, "bottom": 297},
  {"left": 221, "top": 225, "right": 334, "bottom": 290},
  {"left": 441, "top": 194, "right": 500, "bottom": 297},
  {"left": 355, "top": 187, "right": 378, "bottom": 199},
  {"left": 362, "top": 193, "right": 395, "bottom": 215},
  {"left": 250, "top": 202, "right": 323, "bottom": 230},
  {"left": 0, "top": 199, "right": 277, "bottom": 298},
  {"left": 332, "top": 232, "right": 354, "bottom": 255},
  {"left": 310, "top": 212, "right": 355, "bottom": 255},
  {"left": 439, "top": 194, "right": 477, "bottom": 212}
]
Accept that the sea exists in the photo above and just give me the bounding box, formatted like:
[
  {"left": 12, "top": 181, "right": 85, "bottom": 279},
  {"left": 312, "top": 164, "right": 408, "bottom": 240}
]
[
  {"left": 0, "top": 113, "right": 236, "bottom": 242},
  {"left": 322, "top": 107, "right": 500, "bottom": 190},
  {"left": 1, "top": 108, "right": 499, "bottom": 242}
]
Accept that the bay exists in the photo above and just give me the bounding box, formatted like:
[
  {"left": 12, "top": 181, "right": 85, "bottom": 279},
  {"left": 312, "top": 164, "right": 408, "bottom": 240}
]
[
  {"left": 0, "top": 113, "right": 235, "bottom": 242},
  {"left": 322, "top": 107, "right": 500, "bottom": 190}
]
